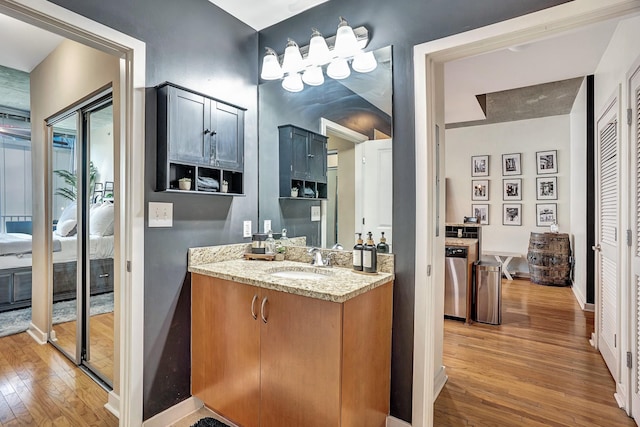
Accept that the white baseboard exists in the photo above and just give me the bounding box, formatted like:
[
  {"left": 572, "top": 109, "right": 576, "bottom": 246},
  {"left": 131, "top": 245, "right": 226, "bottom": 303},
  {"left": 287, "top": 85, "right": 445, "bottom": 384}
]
[
  {"left": 583, "top": 302, "right": 595, "bottom": 312},
  {"left": 27, "top": 322, "right": 47, "bottom": 344},
  {"left": 590, "top": 332, "right": 596, "bottom": 348},
  {"left": 433, "top": 365, "right": 448, "bottom": 400},
  {"left": 571, "top": 284, "right": 595, "bottom": 312},
  {"left": 614, "top": 392, "right": 625, "bottom": 408},
  {"left": 104, "top": 390, "right": 120, "bottom": 418},
  {"left": 142, "top": 396, "right": 203, "bottom": 427},
  {"left": 387, "top": 415, "right": 412, "bottom": 427}
]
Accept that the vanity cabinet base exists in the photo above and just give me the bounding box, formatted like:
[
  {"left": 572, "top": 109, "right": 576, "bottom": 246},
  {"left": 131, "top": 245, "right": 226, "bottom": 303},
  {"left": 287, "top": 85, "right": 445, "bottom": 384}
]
[{"left": 191, "top": 274, "right": 393, "bottom": 427}]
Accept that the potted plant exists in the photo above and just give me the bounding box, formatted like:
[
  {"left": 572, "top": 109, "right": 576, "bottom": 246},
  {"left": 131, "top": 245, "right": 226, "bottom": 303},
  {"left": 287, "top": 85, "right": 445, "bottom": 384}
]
[
  {"left": 291, "top": 187, "right": 299, "bottom": 198},
  {"left": 275, "top": 245, "right": 286, "bottom": 261},
  {"left": 178, "top": 177, "right": 192, "bottom": 190}
]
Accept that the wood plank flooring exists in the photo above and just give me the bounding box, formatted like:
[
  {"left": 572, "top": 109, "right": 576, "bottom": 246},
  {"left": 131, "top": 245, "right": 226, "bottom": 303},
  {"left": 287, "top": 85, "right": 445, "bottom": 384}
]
[
  {"left": 435, "top": 278, "right": 636, "bottom": 426},
  {"left": 0, "top": 332, "right": 117, "bottom": 426}
]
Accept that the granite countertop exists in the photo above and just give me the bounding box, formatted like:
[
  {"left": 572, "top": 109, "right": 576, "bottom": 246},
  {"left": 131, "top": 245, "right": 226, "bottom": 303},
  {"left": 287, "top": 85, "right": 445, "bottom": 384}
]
[
  {"left": 189, "top": 259, "right": 394, "bottom": 303},
  {"left": 445, "top": 238, "right": 479, "bottom": 246}
]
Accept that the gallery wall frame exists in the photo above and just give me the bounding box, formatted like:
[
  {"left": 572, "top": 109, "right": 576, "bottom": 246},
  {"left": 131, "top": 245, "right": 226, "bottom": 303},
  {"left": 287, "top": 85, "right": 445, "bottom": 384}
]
[
  {"left": 536, "top": 150, "right": 557, "bottom": 174},
  {"left": 472, "top": 179, "right": 489, "bottom": 201},
  {"left": 536, "top": 203, "right": 557, "bottom": 227},
  {"left": 503, "top": 178, "right": 522, "bottom": 201},
  {"left": 502, "top": 152, "right": 521, "bottom": 176},
  {"left": 471, "top": 155, "right": 489, "bottom": 177},
  {"left": 503, "top": 203, "right": 522, "bottom": 226},
  {"left": 472, "top": 203, "right": 489, "bottom": 225},
  {"left": 536, "top": 176, "right": 557, "bottom": 200}
]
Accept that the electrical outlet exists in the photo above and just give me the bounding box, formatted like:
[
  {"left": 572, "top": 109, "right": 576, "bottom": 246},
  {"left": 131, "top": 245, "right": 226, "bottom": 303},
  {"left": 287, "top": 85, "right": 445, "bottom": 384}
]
[
  {"left": 263, "top": 220, "right": 272, "bottom": 233},
  {"left": 149, "top": 202, "right": 173, "bottom": 227},
  {"left": 243, "top": 220, "right": 252, "bottom": 238}
]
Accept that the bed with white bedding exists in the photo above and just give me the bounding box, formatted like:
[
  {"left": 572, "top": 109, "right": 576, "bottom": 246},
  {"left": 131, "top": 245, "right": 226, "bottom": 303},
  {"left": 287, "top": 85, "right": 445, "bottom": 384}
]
[{"left": 0, "top": 203, "right": 115, "bottom": 313}]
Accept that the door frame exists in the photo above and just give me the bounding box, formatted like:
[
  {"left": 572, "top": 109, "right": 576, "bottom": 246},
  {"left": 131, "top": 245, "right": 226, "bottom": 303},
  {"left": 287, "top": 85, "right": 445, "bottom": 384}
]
[
  {"left": 0, "top": 1, "right": 146, "bottom": 425},
  {"left": 412, "top": 1, "right": 640, "bottom": 425}
]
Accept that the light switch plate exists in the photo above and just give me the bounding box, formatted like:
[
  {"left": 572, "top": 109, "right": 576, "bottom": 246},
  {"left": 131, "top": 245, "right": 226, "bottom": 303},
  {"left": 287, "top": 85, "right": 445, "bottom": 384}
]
[
  {"left": 243, "top": 220, "right": 252, "bottom": 238},
  {"left": 149, "top": 202, "right": 173, "bottom": 227},
  {"left": 263, "top": 220, "right": 272, "bottom": 233},
  {"left": 311, "top": 205, "right": 321, "bottom": 222}
]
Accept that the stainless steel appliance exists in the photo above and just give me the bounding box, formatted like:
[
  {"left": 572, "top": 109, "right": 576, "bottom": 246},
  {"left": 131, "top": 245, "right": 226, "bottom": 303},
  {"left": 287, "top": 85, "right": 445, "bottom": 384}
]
[
  {"left": 475, "top": 260, "right": 502, "bottom": 325},
  {"left": 444, "top": 246, "right": 468, "bottom": 319}
]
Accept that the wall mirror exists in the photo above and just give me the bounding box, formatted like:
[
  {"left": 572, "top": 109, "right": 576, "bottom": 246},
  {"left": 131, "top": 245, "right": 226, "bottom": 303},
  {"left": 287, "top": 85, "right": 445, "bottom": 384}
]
[{"left": 258, "top": 45, "right": 393, "bottom": 251}]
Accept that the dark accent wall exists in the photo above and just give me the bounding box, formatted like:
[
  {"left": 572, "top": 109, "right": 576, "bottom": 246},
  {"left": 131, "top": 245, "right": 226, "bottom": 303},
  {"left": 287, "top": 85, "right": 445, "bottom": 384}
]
[
  {"left": 48, "top": 0, "right": 571, "bottom": 423},
  {"left": 259, "top": 0, "right": 570, "bottom": 421},
  {"left": 49, "top": 0, "right": 258, "bottom": 419},
  {"left": 587, "top": 75, "right": 595, "bottom": 304}
]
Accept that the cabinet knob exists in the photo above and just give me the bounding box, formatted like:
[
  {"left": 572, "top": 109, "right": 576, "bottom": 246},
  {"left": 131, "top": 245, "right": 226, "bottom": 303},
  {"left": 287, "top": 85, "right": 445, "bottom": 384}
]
[
  {"left": 204, "top": 129, "right": 210, "bottom": 134},
  {"left": 308, "top": 154, "right": 315, "bottom": 158}
]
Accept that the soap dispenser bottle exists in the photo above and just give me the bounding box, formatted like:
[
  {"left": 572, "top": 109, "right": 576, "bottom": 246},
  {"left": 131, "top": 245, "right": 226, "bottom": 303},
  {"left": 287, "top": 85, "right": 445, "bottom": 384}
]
[
  {"left": 353, "top": 233, "right": 364, "bottom": 271},
  {"left": 377, "top": 232, "right": 389, "bottom": 254},
  {"left": 363, "top": 231, "right": 377, "bottom": 273},
  {"left": 265, "top": 230, "right": 276, "bottom": 255}
]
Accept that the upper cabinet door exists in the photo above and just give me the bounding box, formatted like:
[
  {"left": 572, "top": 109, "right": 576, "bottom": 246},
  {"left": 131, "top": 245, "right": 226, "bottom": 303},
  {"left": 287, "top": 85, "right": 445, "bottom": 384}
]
[
  {"left": 308, "top": 133, "right": 327, "bottom": 183},
  {"left": 168, "top": 86, "right": 210, "bottom": 164},
  {"left": 212, "top": 102, "right": 244, "bottom": 172},
  {"left": 291, "top": 127, "right": 310, "bottom": 180}
]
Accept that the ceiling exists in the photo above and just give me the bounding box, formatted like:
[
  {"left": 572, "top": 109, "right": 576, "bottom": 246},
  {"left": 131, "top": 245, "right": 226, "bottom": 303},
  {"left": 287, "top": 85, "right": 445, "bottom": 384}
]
[{"left": 0, "top": 3, "right": 631, "bottom": 127}]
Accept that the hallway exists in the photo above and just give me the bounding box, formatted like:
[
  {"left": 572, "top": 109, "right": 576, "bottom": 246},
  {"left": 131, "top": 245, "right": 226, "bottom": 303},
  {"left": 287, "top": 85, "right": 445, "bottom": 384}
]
[{"left": 435, "top": 278, "right": 635, "bottom": 426}]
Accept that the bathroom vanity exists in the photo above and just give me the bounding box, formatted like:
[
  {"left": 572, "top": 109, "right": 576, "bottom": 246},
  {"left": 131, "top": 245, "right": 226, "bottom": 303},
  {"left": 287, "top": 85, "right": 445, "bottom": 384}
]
[{"left": 189, "top": 256, "right": 393, "bottom": 427}]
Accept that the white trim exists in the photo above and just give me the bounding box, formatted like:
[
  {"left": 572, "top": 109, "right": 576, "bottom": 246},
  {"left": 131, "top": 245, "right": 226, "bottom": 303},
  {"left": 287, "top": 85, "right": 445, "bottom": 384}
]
[
  {"left": 413, "top": 1, "right": 640, "bottom": 426},
  {"left": 105, "top": 391, "right": 121, "bottom": 418},
  {"left": 433, "top": 365, "right": 448, "bottom": 399},
  {"left": 142, "top": 397, "right": 204, "bottom": 427},
  {"left": 571, "top": 281, "right": 590, "bottom": 311},
  {"left": 387, "top": 415, "right": 412, "bottom": 427},
  {"left": 319, "top": 117, "right": 368, "bottom": 142},
  {"left": 1, "top": 1, "right": 147, "bottom": 426},
  {"left": 27, "top": 322, "right": 47, "bottom": 344},
  {"left": 584, "top": 303, "right": 596, "bottom": 312}
]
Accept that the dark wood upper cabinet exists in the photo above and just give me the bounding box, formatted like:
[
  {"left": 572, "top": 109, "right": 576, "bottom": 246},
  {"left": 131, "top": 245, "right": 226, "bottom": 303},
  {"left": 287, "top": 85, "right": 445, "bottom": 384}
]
[
  {"left": 157, "top": 82, "right": 245, "bottom": 195},
  {"left": 278, "top": 124, "right": 328, "bottom": 199}
]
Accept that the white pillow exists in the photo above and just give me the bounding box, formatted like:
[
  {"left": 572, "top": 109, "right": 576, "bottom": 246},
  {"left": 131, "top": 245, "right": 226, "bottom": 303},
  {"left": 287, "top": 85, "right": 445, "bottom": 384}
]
[
  {"left": 58, "top": 202, "right": 77, "bottom": 223},
  {"left": 55, "top": 219, "right": 77, "bottom": 237},
  {"left": 90, "top": 203, "right": 114, "bottom": 236}
]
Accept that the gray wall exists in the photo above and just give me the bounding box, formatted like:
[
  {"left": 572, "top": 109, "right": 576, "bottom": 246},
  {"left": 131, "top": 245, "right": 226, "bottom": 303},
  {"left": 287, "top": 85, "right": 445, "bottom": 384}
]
[
  {"left": 49, "top": 0, "right": 570, "bottom": 422},
  {"left": 258, "top": 0, "right": 570, "bottom": 421},
  {"left": 49, "top": 0, "right": 258, "bottom": 419}
]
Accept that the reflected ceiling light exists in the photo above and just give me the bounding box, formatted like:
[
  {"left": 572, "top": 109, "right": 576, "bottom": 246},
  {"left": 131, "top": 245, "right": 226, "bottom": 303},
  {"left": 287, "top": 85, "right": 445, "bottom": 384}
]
[
  {"left": 282, "top": 72, "right": 304, "bottom": 92},
  {"left": 260, "top": 47, "right": 283, "bottom": 80},
  {"left": 352, "top": 50, "right": 377, "bottom": 73},
  {"left": 302, "top": 66, "right": 324, "bottom": 86},
  {"left": 260, "top": 17, "right": 376, "bottom": 92}
]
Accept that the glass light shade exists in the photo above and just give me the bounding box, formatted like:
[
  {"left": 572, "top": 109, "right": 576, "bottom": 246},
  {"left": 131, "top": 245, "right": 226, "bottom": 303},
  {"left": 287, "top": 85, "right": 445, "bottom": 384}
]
[
  {"left": 308, "top": 29, "right": 331, "bottom": 66},
  {"left": 334, "top": 17, "right": 359, "bottom": 58},
  {"left": 261, "top": 48, "right": 283, "bottom": 80},
  {"left": 326, "top": 58, "right": 350, "bottom": 80},
  {"left": 281, "top": 39, "right": 303, "bottom": 74},
  {"left": 302, "top": 66, "right": 324, "bottom": 86},
  {"left": 352, "top": 50, "right": 377, "bottom": 73},
  {"left": 282, "top": 73, "right": 304, "bottom": 92}
]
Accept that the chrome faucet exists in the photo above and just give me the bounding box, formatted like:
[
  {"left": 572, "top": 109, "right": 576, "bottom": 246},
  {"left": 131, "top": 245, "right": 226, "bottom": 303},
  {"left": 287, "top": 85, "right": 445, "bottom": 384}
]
[{"left": 308, "top": 247, "right": 333, "bottom": 267}]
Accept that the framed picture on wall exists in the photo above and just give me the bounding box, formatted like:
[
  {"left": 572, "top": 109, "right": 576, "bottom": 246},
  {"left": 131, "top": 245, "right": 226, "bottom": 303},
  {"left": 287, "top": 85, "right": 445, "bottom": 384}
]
[
  {"left": 472, "top": 204, "right": 489, "bottom": 225},
  {"left": 503, "top": 203, "right": 522, "bottom": 226},
  {"left": 503, "top": 178, "right": 522, "bottom": 201},
  {"left": 536, "top": 150, "right": 558, "bottom": 174},
  {"left": 471, "top": 155, "right": 489, "bottom": 177},
  {"left": 536, "top": 176, "right": 557, "bottom": 200},
  {"left": 472, "top": 179, "right": 489, "bottom": 201},
  {"left": 502, "top": 153, "right": 521, "bottom": 176},
  {"left": 536, "top": 203, "right": 557, "bottom": 226}
]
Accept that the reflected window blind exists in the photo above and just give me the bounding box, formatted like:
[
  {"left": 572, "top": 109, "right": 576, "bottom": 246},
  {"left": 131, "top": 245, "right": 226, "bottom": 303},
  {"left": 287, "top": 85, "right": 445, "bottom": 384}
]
[{"left": 600, "top": 119, "right": 617, "bottom": 246}]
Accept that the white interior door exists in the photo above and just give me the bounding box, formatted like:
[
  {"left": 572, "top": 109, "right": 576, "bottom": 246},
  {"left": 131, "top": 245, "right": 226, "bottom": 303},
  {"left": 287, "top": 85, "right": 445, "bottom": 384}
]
[
  {"left": 356, "top": 138, "right": 393, "bottom": 250},
  {"left": 595, "top": 93, "right": 621, "bottom": 383},
  {"left": 629, "top": 62, "right": 640, "bottom": 422}
]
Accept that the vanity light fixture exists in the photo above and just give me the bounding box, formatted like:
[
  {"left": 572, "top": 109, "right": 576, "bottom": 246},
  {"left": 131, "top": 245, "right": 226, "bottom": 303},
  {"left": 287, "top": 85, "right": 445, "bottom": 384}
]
[{"left": 260, "top": 16, "right": 377, "bottom": 92}]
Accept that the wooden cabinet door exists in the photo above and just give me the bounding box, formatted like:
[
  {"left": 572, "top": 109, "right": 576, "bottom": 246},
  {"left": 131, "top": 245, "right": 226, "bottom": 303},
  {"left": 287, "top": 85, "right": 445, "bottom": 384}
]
[
  {"left": 168, "top": 86, "right": 210, "bottom": 164},
  {"left": 192, "top": 275, "right": 261, "bottom": 427},
  {"left": 212, "top": 102, "right": 243, "bottom": 171},
  {"left": 259, "top": 288, "right": 342, "bottom": 427},
  {"left": 308, "top": 133, "right": 327, "bottom": 183},
  {"left": 290, "top": 127, "right": 310, "bottom": 180}
]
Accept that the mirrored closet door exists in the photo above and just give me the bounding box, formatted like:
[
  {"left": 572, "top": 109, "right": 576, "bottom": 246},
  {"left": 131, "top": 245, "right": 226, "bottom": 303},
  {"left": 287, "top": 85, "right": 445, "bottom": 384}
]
[{"left": 47, "top": 90, "right": 114, "bottom": 388}]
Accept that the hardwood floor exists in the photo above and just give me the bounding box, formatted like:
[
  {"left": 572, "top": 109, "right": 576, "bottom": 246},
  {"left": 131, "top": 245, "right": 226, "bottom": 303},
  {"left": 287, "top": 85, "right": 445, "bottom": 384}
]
[
  {"left": 0, "top": 332, "right": 117, "bottom": 426},
  {"left": 435, "top": 278, "right": 635, "bottom": 426}
]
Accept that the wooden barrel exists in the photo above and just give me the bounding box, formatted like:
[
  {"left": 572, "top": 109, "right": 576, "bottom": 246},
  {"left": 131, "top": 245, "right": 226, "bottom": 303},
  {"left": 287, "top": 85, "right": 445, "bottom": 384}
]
[{"left": 527, "top": 232, "right": 572, "bottom": 286}]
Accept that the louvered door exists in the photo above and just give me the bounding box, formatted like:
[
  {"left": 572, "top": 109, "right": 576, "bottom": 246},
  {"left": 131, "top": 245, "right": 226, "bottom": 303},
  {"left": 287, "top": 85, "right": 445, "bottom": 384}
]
[
  {"left": 595, "top": 93, "right": 620, "bottom": 382},
  {"left": 629, "top": 63, "right": 640, "bottom": 423}
]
